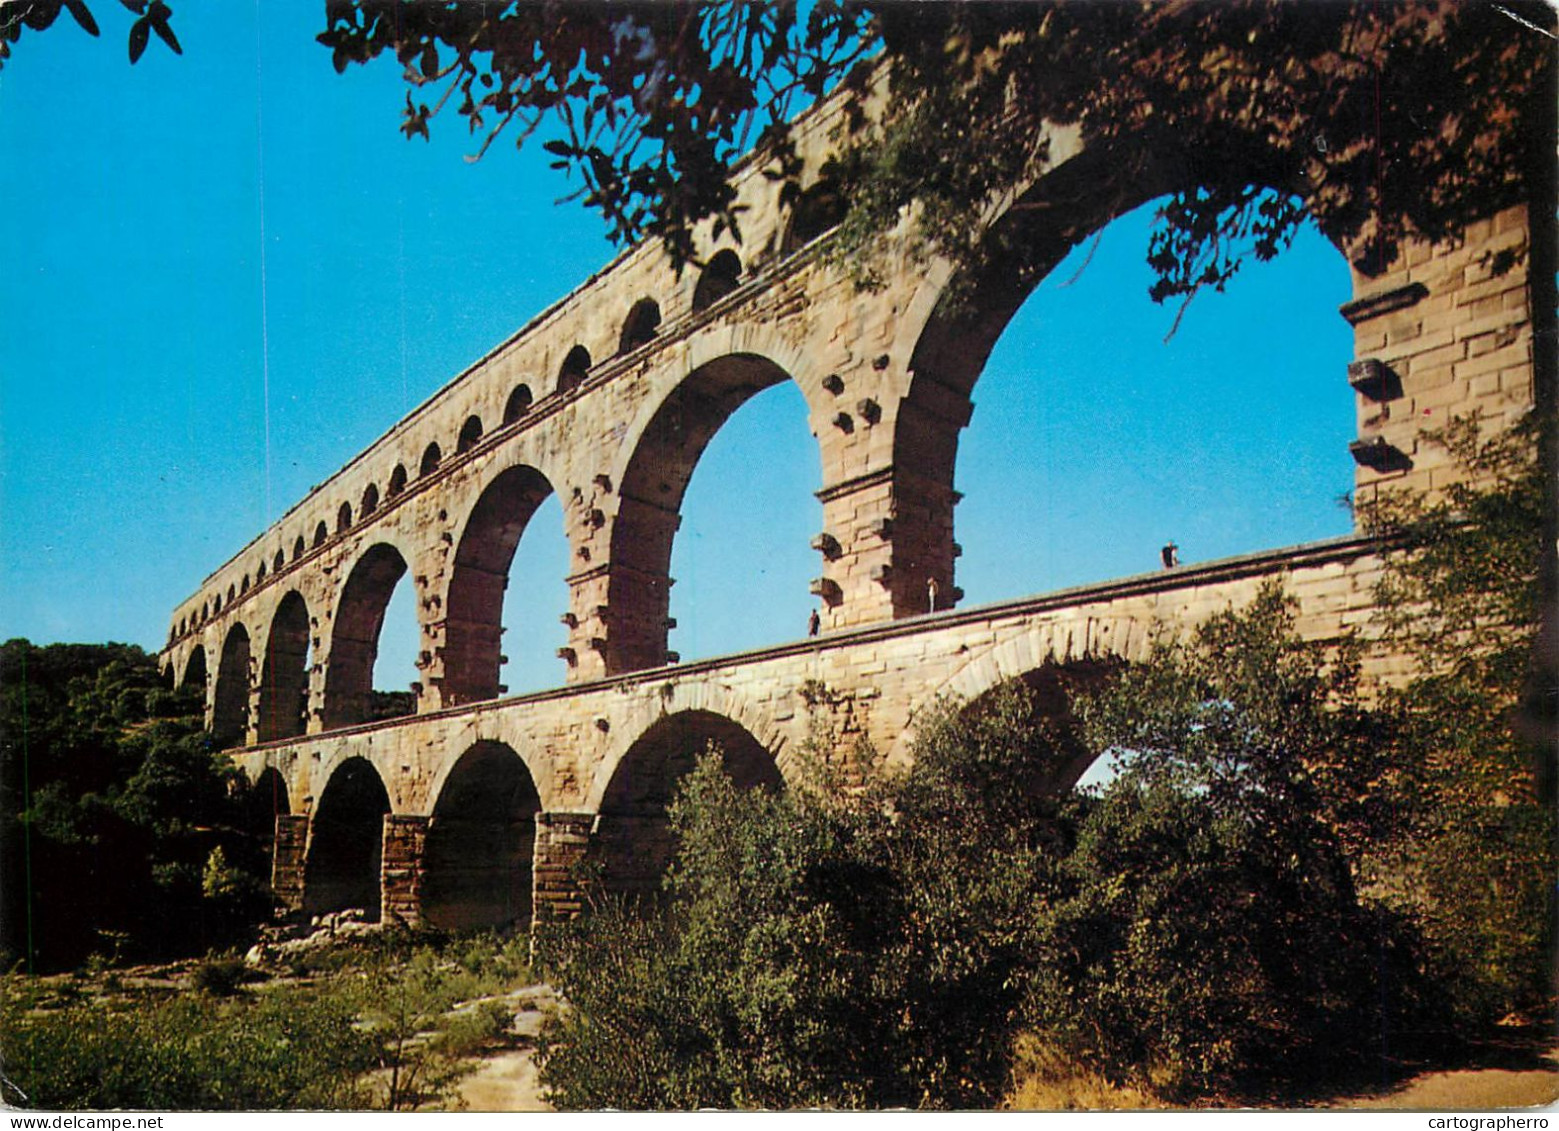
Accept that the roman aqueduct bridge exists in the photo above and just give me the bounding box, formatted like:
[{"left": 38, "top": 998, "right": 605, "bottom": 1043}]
[{"left": 159, "top": 79, "right": 1543, "bottom": 928}]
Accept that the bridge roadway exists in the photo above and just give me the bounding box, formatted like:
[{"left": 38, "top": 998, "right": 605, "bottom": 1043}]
[{"left": 237, "top": 534, "right": 1387, "bottom": 929}]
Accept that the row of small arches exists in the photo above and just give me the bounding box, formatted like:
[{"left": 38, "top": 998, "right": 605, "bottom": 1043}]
[
  {"left": 173, "top": 253, "right": 747, "bottom": 643},
  {"left": 252, "top": 709, "right": 784, "bottom": 923},
  {"left": 250, "top": 660, "right": 1099, "bottom": 928}
]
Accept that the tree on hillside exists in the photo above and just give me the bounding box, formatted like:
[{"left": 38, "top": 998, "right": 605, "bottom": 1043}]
[
  {"left": 0, "top": 640, "right": 271, "bottom": 972},
  {"left": 316, "top": 1, "right": 1553, "bottom": 300}
]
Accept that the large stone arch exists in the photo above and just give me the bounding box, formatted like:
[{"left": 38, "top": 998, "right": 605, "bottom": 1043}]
[
  {"left": 440, "top": 463, "right": 561, "bottom": 707},
  {"left": 601, "top": 336, "right": 826, "bottom": 673},
  {"left": 605, "top": 327, "right": 827, "bottom": 494},
  {"left": 180, "top": 644, "right": 208, "bottom": 695},
  {"left": 885, "top": 132, "right": 1356, "bottom": 620},
  {"left": 323, "top": 542, "right": 414, "bottom": 729},
  {"left": 212, "top": 622, "right": 252, "bottom": 748},
  {"left": 304, "top": 755, "right": 391, "bottom": 920},
  {"left": 422, "top": 741, "right": 542, "bottom": 931},
  {"left": 884, "top": 612, "right": 1159, "bottom": 770},
  {"left": 588, "top": 708, "right": 784, "bottom": 899},
  {"left": 241, "top": 766, "right": 293, "bottom": 896},
  {"left": 258, "top": 590, "right": 311, "bottom": 742},
  {"left": 586, "top": 679, "right": 789, "bottom": 811},
  {"left": 245, "top": 765, "right": 292, "bottom": 824}
]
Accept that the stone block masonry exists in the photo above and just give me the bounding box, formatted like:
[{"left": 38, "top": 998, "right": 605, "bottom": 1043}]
[{"left": 158, "top": 70, "right": 1546, "bottom": 927}]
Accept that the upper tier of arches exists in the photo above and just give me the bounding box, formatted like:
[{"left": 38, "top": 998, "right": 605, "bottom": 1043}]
[{"left": 165, "top": 87, "right": 1535, "bottom": 749}]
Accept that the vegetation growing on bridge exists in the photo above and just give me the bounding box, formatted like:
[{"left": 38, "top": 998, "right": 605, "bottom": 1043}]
[{"left": 9, "top": 4, "right": 1549, "bottom": 312}]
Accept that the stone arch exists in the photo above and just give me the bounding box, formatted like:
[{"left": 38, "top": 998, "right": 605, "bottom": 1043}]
[
  {"left": 457, "top": 414, "right": 484, "bottom": 453},
  {"left": 619, "top": 298, "right": 661, "bottom": 354},
  {"left": 591, "top": 709, "right": 783, "bottom": 899},
  {"left": 324, "top": 542, "right": 412, "bottom": 729},
  {"left": 388, "top": 464, "right": 409, "bottom": 497},
  {"left": 884, "top": 613, "right": 1158, "bottom": 768},
  {"left": 361, "top": 483, "right": 380, "bottom": 517},
  {"left": 258, "top": 590, "right": 311, "bottom": 742},
  {"left": 256, "top": 560, "right": 268, "bottom": 583},
  {"left": 304, "top": 756, "right": 391, "bottom": 920},
  {"left": 588, "top": 679, "right": 789, "bottom": 810},
  {"left": 212, "top": 622, "right": 251, "bottom": 748},
  {"left": 556, "top": 345, "right": 591, "bottom": 395},
  {"left": 503, "top": 384, "right": 534, "bottom": 424},
  {"left": 603, "top": 347, "right": 822, "bottom": 672},
  {"left": 783, "top": 180, "right": 846, "bottom": 252},
  {"left": 240, "top": 575, "right": 250, "bottom": 594},
  {"left": 420, "top": 442, "right": 443, "bottom": 477},
  {"left": 180, "top": 644, "right": 207, "bottom": 693},
  {"left": 242, "top": 765, "right": 291, "bottom": 890},
  {"left": 441, "top": 464, "right": 559, "bottom": 706},
  {"left": 227, "top": 584, "right": 236, "bottom": 605},
  {"left": 889, "top": 139, "right": 1354, "bottom": 620},
  {"left": 692, "top": 250, "right": 742, "bottom": 312},
  {"left": 293, "top": 535, "right": 306, "bottom": 560},
  {"left": 422, "top": 741, "right": 542, "bottom": 931},
  {"left": 336, "top": 501, "right": 353, "bottom": 534},
  {"left": 245, "top": 765, "right": 291, "bottom": 822},
  {"left": 312, "top": 521, "right": 328, "bottom": 549},
  {"left": 970, "top": 659, "right": 1129, "bottom": 800}
]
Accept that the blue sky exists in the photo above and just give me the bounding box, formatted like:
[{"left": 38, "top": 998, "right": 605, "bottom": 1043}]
[{"left": 0, "top": 6, "right": 1356, "bottom": 698}]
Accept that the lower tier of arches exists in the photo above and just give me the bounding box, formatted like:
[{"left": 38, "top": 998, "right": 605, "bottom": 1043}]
[{"left": 236, "top": 535, "right": 1392, "bottom": 926}]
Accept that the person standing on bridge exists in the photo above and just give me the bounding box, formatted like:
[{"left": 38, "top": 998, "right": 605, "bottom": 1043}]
[
  {"left": 1161, "top": 540, "right": 1180, "bottom": 569},
  {"left": 808, "top": 609, "right": 821, "bottom": 637}
]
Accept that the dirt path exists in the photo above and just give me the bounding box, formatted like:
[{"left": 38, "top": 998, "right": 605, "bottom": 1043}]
[
  {"left": 449, "top": 985, "right": 555, "bottom": 1112},
  {"left": 451, "top": 1042, "right": 1559, "bottom": 1113},
  {"left": 1342, "top": 1048, "right": 1559, "bottom": 1111},
  {"left": 454, "top": 1048, "right": 551, "bottom": 1112}
]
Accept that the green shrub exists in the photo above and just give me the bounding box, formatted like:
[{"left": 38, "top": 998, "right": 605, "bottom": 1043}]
[
  {"left": 192, "top": 954, "right": 251, "bottom": 997},
  {"left": 1, "top": 974, "right": 377, "bottom": 1110},
  {"left": 537, "top": 758, "right": 903, "bottom": 1110},
  {"left": 1363, "top": 413, "right": 1554, "bottom": 1025},
  {"left": 536, "top": 589, "right": 1444, "bottom": 1109},
  {"left": 0, "top": 930, "right": 537, "bottom": 1112},
  {"left": 1017, "top": 586, "right": 1432, "bottom": 1097}
]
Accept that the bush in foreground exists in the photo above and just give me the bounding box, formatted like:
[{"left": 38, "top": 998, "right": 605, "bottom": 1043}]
[
  {"left": 536, "top": 588, "right": 1449, "bottom": 1109},
  {"left": 0, "top": 930, "right": 535, "bottom": 1111}
]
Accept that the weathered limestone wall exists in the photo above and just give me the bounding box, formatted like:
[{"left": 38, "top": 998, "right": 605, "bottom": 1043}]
[
  {"left": 236, "top": 536, "right": 1391, "bottom": 924},
  {"left": 1344, "top": 206, "right": 1538, "bottom": 505},
  {"left": 159, "top": 71, "right": 1546, "bottom": 927},
  {"left": 159, "top": 162, "right": 1541, "bottom": 745}
]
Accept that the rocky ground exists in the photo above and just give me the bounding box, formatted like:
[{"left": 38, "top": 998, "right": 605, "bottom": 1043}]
[{"left": 444, "top": 985, "right": 557, "bottom": 1112}]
